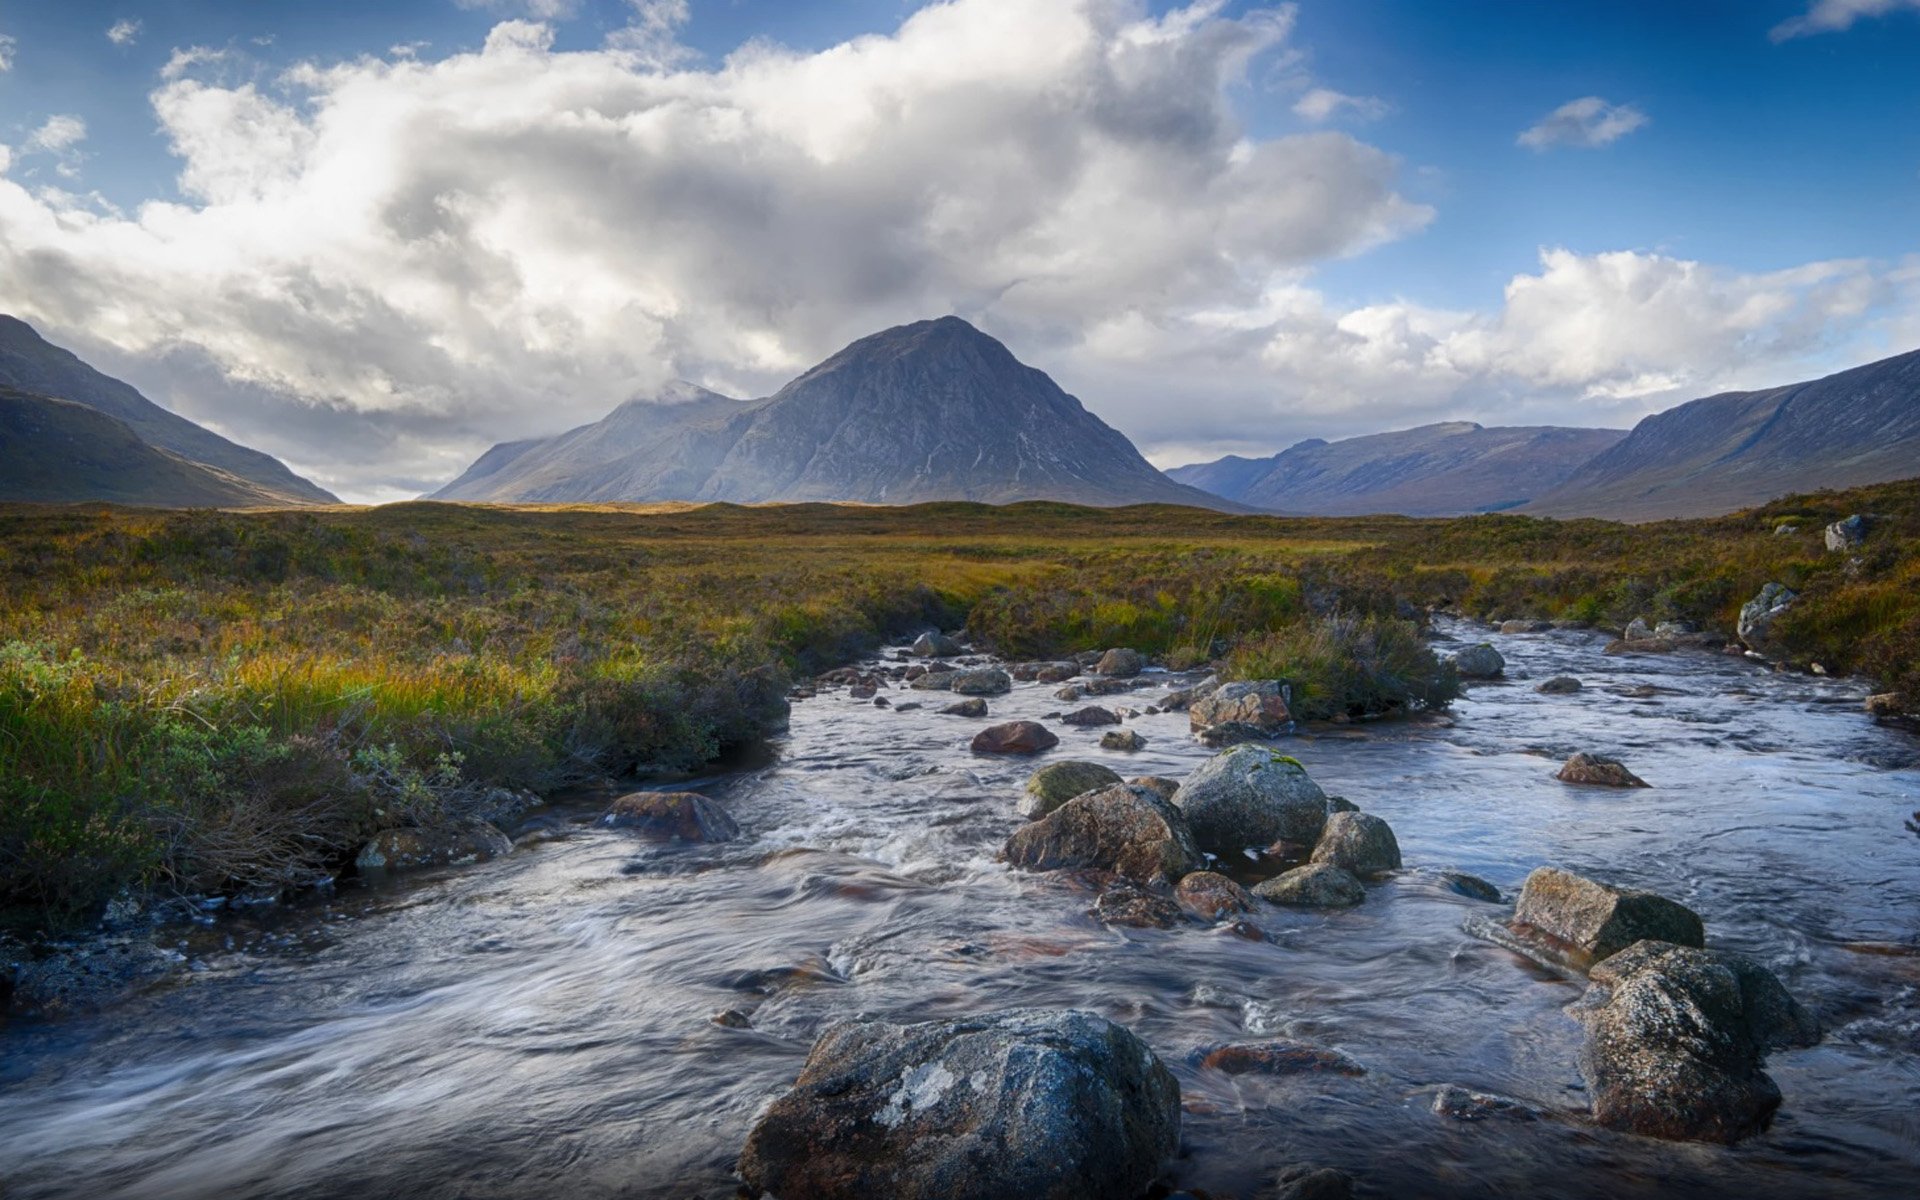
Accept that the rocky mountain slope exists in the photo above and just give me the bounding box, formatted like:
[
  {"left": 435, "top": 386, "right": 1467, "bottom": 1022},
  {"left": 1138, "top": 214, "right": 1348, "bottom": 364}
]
[
  {"left": 1525, "top": 348, "right": 1920, "bottom": 520},
  {"left": 0, "top": 316, "right": 336, "bottom": 505},
  {"left": 1169, "top": 422, "right": 1625, "bottom": 515},
  {"left": 0, "top": 389, "right": 305, "bottom": 507},
  {"left": 432, "top": 317, "right": 1234, "bottom": 509}
]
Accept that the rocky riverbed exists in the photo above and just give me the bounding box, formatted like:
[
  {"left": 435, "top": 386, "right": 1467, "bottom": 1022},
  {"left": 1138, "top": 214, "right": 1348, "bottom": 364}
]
[{"left": 0, "top": 619, "right": 1916, "bottom": 1199}]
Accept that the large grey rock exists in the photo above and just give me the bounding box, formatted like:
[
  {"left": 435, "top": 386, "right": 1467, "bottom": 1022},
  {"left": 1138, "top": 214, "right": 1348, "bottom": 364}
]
[
  {"left": 738, "top": 1008, "right": 1181, "bottom": 1200},
  {"left": 912, "top": 631, "right": 963, "bottom": 658},
  {"left": 948, "top": 668, "right": 1012, "bottom": 696},
  {"left": 970, "top": 721, "right": 1059, "bottom": 755},
  {"left": 1737, "top": 583, "right": 1797, "bottom": 651},
  {"left": 600, "top": 791, "right": 740, "bottom": 842},
  {"left": 1450, "top": 643, "right": 1505, "bottom": 678},
  {"left": 1824, "top": 514, "right": 1867, "bottom": 552},
  {"left": 1171, "top": 745, "right": 1328, "bottom": 854},
  {"left": 1253, "top": 862, "right": 1365, "bottom": 908},
  {"left": 1004, "top": 784, "right": 1202, "bottom": 886},
  {"left": 1187, "top": 680, "right": 1291, "bottom": 742},
  {"left": 1309, "top": 811, "right": 1402, "bottom": 877},
  {"left": 1510, "top": 867, "right": 1703, "bottom": 968},
  {"left": 355, "top": 821, "right": 512, "bottom": 871},
  {"left": 1020, "top": 761, "right": 1123, "bottom": 820},
  {"left": 1574, "top": 940, "right": 1821, "bottom": 1143},
  {"left": 1093, "top": 647, "right": 1145, "bottom": 677}
]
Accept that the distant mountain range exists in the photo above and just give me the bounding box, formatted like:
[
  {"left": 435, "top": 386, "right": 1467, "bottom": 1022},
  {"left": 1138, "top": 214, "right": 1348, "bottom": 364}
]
[
  {"left": 0, "top": 316, "right": 335, "bottom": 507},
  {"left": 1171, "top": 347, "right": 1920, "bottom": 520},
  {"left": 1167, "top": 422, "right": 1627, "bottom": 516},
  {"left": 433, "top": 316, "right": 1233, "bottom": 509}
]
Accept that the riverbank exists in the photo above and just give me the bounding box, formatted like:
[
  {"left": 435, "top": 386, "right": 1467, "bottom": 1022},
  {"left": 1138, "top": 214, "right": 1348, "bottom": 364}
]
[{"left": 2, "top": 480, "right": 1915, "bottom": 933}]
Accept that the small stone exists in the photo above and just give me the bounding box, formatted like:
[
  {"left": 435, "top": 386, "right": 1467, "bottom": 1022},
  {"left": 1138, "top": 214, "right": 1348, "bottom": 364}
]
[
  {"left": 949, "top": 668, "right": 1013, "bottom": 696},
  {"left": 1092, "top": 881, "right": 1184, "bottom": 928},
  {"left": 600, "top": 791, "right": 741, "bottom": 842},
  {"left": 1060, "top": 705, "right": 1121, "bottom": 727},
  {"left": 1536, "top": 676, "right": 1582, "bottom": 694},
  {"left": 356, "top": 821, "right": 515, "bottom": 870},
  {"left": 941, "top": 697, "right": 988, "bottom": 717},
  {"left": 1174, "top": 871, "right": 1256, "bottom": 920},
  {"left": 1431, "top": 1084, "right": 1539, "bottom": 1122},
  {"left": 1253, "top": 862, "right": 1365, "bottom": 908},
  {"left": 1100, "top": 729, "right": 1148, "bottom": 751},
  {"left": 1441, "top": 872, "right": 1502, "bottom": 903},
  {"left": 1196, "top": 1041, "right": 1364, "bottom": 1077},
  {"left": 971, "top": 721, "right": 1059, "bottom": 755},
  {"left": 1094, "top": 647, "right": 1145, "bottom": 677},
  {"left": 1054, "top": 685, "right": 1084, "bottom": 702},
  {"left": 1450, "top": 643, "right": 1505, "bottom": 678},
  {"left": 1555, "top": 752, "right": 1649, "bottom": 788},
  {"left": 712, "top": 1008, "right": 753, "bottom": 1029}
]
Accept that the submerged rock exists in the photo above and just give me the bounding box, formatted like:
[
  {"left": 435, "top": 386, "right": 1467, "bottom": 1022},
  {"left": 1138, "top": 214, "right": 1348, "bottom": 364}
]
[
  {"left": 600, "top": 791, "right": 741, "bottom": 842},
  {"left": 1093, "top": 647, "right": 1145, "bottom": 677},
  {"left": 1100, "top": 729, "right": 1148, "bottom": 752},
  {"left": 1509, "top": 867, "right": 1703, "bottom": 968},
  {"left": 1309, "top": 811, "right": 1402, "bottom": 877},
  {"left": 1196, "top": 1040, "right": 1364, "bottom": 1077},
  {"left": 1272, "top": 1166, "right": 1355, "bottom": 1200},
  {"left": 1003, "top": 784, "right": 1201, "bottom": 886},
  {"left": 940, "top": 697, "right": 988, "bottom": 717},
  {"left": 949, "top": 668, "right": 1012, "bottom": 696},
  {"left": 1171, "top": 744, "right": 1328, "bottom": 855},
  {"left": 355, "top": 821, "right": 513, "bottom": 871},
  {"left": 1253, "top": 862, "right": 1365, "bottom": 908},
  {"left": 1441, "top": 872, "right": 1502, "bottom": 903},
  {"left": 1555, "top": 752, "right": 1650, "bottom": 788},
  {"left": 1536, "top": 676, "right": 1582, "bottom": 694},
  {"left": 911, "top": 631, "right": 963, "bottom": 658},
  {"left": 1174, "top": 870, "right": 1256, "bottom": 920},
  {"left": 1187, "top": 680, "right": 1291, "bottom": 743},
  {"left": 1430, "top": 1084, "right": 1541, "bottom": 1123},
  {"left": 1737, "top": 583, "right": 1797, "bottom": 651},
  {"left": 1020, "top": 761, "right": 1123, "bottom": 820},
  {"left": 1450, "top": 643, "right": 1505, "bottom": 678},
  {"left": 971, "top": 721, "right": 1059, "bottom": 755},
  {"left": 1574, "top": 940, "right": 1821, "bottom": 1143},
  {"left": 4, "top": 938, "right": 182, "bottom": 1017},
  {"left": 737, "top": 1008, "right": 1180, "bottom": 1200}
]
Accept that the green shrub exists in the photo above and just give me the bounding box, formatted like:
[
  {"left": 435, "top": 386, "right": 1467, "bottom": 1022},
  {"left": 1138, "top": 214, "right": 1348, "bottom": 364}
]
[{"left": 1223, "top": 613, "right": 1459, "bottom": 721}]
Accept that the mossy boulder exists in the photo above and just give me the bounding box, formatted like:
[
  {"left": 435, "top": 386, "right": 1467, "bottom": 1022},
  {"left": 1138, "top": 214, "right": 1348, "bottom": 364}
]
[
  {"left": 1020, "top": 761, "right": 1123, "bottom": 820},
  {"left": 1171, "top": 744, "right": 1328, "bottom": 855}
]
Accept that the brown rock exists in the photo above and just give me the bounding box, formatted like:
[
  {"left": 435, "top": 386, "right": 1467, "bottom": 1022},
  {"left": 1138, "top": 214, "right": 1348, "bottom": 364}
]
[
  {"left": 971, "top": 721, "right": 1059, "bottom": 755},
  {"left": 1174, "top": 871, "right": 1256, "bottom": 920},
  {"left": 600, "top": 791, "right": 741, "bottom": 842},
  {"left": 1556, "top": 752, "right": 1650, "bottom": 788},
  {"left": 1003, "top": 784, "right": 1201, "bottom": 886},
  {"left": 1196, "top": 1040, "right": 1364, "bottom": 1077},
  {"left": 1059, "top": 705, "right": 1121, "bottom": 727},
  {"left": 1510, "top": 866, "right": 1703, "bottom": 967}
]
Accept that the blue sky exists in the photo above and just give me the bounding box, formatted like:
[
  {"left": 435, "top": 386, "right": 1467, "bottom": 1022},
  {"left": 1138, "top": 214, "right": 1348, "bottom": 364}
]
[{"left": 0, "top": 1, "right": 1916, "bottom": 500}]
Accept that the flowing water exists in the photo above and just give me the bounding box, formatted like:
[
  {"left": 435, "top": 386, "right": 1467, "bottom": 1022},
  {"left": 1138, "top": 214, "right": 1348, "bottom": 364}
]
[{"left": 2, "top": 621, "right": 1918, "bottom": 1199}]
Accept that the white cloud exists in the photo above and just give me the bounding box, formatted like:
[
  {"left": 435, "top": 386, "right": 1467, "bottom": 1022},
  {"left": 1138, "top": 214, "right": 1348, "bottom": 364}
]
[
  {"left": 1517, "top": 96, "right": 1648, "bottom": 151},
  {"left": 26, "top": 115, "right": 87, "bottom": 154},
  {"left": 0, "top": 32, "right": 16, "bottom": 72},
  {"left": 1771, "top": 0, "right": 1920, "bottom": 40},
  {"left": 107, "top": 19, "right": 143, "bottom": 47},
  {"left": 456, "top": 0, "right": 582, "bottom": 19},
  {"left": 1292, "top": 87, "right": 1387, "bottom": 123}
]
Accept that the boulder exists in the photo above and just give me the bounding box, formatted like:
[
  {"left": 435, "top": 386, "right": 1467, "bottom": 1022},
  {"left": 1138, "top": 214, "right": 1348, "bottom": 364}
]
[
  {"left": 1021, "top": 761, "right": 1124, "bottom": 820},
  {"left": 1053, "top": 685, "right": 1083, "bottom": 702},
  {"left": 909, "top": 668, "right": 960, "bottom": 691},
  {"left": 1624, "top": 617, "right": 1655, "bottom": 642},
  {"left": 1253, "top": 862, "right": 1365, "bottom": 908},
  {"left": 1654, "top": 620, "right": 1696, "bottom": 638},
  {"left": 1510, "top": 867, "right": 1703, "bottom": 967},
  {"left": 949, "top": 668, "right": 1012, "bottom": 696},
  {"left": 1430, "top": 1085, "right": 1541, "bottom": 1123},
  {"left": 1309, "top": 811, "right": 1402, "bottom": 877},
  {"left": 1036, "top": 663, "right": 1079, "bottom": 684},
  {"left": 1171, "top": 745, "right": 1329, "bottom": 855},
  {"left": 1092, "top": 881, "right": 1184, "bottom": 928},
  {"left": 1083, "top": 677, "right": 1134, "bottom": 696},
  {"left": 1773, "top": 522, "right": 1798, "bottom": 536},
  {"left": 1093, "top": 648, "right": 1145, "bottom": 677},
  {"left": 1737, "top": 583, "right": 1797, "bottom": 651},
  {"left": 1536, "top": 676, "right": 1582, "bottom": 694},
  {"left": 1450, "top": 643, "right": 1505, "bottom": 678},
  {"left": 1864, "top": 692, "right": 1904, "bottom": 719},
  {"left": 1555, "top": 752, "right": 1649, "bottom": 788},
  {"left": 941, "top": 697, "right": 988, "bottom": 717},
  {"left": 737, "top": 1008, "right": 1181, "bottom": 1200},
  {"left": 1174, "top": 870, "right": 1256, "bottom": 920},
  {"left": 1187, "top": 680, "right": 1291, "bottom": 742},
  {"left": 600, "top": 791, "right": 742, "bottom": 842},
  {"left": 1823, "top": 514, "right": 1867, "bottom": 552},
  {"left": 971, "top": 721, "right": 1059, "bottom": 755},
  {"left": 911, "top": 632, "right": 963, "bottom": 658},
  {"left": 1059, "top": 705, "right": 1121, "bottom": 727},
  {"left": 355, "top": 821, "right": 513, "bottom": 871},
  {"left": 1004, "top": 784, "right": 1202, "bottom": 886},
  {"left": 1100, "top": 729, "right": 1148, "bottom": 752},
  {"left": 1573, "top": 940, "right": 1821, "bottom": 1143}
]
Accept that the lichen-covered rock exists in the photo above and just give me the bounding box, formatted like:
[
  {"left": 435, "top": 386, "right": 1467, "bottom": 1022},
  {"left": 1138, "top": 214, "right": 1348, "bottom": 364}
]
[
  {"left": 738, "top": 1008, "right": 1181, "bottom": 1200},
  {"left": 971, "top": 721, "right": 1059, "bottom": 756},
  {"left": 940, "top": 697, "right": 988, "bottom": 717},
  {"left": 1021, "top": 761, "right": 1123, "bottom": 820},
  {"left": 1100, "top": 729, "right": 1148, "bottom": 751},
  {"left": 1309, "top": 811, "right": 1402, "bottom": 877},
  {"left": 600, "top": 791, "right": 740, "bottom": 842},
  {"left": 1187, "top": 680, "right": 1291, "bottom": 743},
  {"left": 1171, "top": 744, "right": 1328, "bottom": 854},
  {"left": 1555, "top": 752, "right": 1650, "bottom": 788},
  {"left": 1253, "top": 862, "right": 1365, "bottom": 908},
  {"left": 1093, "top": 647, "right": 1145, "bottom": 677},
  {"left": 949, "top": 668, "right": 1012, "bottom": 696},
  {"left": 1737, "top": 583, "right": 1797, "bottom": 651},
  {"left": 1823, "top": 514, "right": 1867, "bottom": 552},
  {"left": 1004, "top": 784, "right": 1202, "bottom": 886},
  {"left": 355, "top": 821, "right": 513, "bottom": 871},
  {"left": 1573, "top": 940, "right": 1821, "bottom": 1143},
  {"left": 1536, "top": 676, "right": 1582, "bottom": 695},
  {"left": 1059, "top": 705, "right": 1120, "bottom": 727},
  {"left": 911, "top": 631, "right": 963, "bottom": 658},
  {"left": 1450, "top": 643, "right": 1505, "bottom": 678},
  {"left": 1510, "top": 867, "right": 1703, "bottom": 967},
  {"left": 1173, "top": 870, "right": 1256, "bottom": 920}
]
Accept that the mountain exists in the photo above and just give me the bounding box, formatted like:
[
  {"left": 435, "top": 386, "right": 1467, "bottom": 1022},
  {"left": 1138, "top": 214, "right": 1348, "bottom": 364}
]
[
  {"left": 1, "top": 389, "right": 307, "bottom": 507},
  {"left": 1525, "top": 348, "right": 1920, "bottom": 520},
  {"left": 0, "top": 315, "right": 336, "bottom": 505},
  {"left": 1169, "top": 422, "right": 1626, "bottom": 516},
  {"left": 431, "top": 317, "right": 1235, "bottom": 509}
]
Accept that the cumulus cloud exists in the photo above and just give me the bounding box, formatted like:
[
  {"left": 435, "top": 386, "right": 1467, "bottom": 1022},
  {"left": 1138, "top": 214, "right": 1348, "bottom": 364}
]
[
  {"left": 25, "top": 115, "right": 88, "bottom": 154},
  {"left": 1771, "top": 0, "right": 1920, "bottom": 40},
  {"left": 1292, "top": 87, "right": 1387, "bottom": 123},
  {"left": 107, "top": 19, "right": 143, "bottom": 47},
  {"left": 1517, "top": 96, "right": 1648, "bottom": 150}
]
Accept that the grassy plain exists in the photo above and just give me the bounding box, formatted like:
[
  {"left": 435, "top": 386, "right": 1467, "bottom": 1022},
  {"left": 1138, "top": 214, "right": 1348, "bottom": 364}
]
[{"left": 2, "top": 480, "right": 1915, "bottom": 928}]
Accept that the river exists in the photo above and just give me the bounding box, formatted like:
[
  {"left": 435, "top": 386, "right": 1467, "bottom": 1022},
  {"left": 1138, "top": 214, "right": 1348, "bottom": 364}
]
[{"left": 1, "top": 620, "right": 1917, "bottom": 1199}]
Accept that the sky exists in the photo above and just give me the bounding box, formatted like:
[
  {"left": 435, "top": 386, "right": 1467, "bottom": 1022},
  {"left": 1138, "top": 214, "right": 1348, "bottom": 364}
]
[{"left": 1, "top": 0, "right": 1917, "bottom": 503}]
